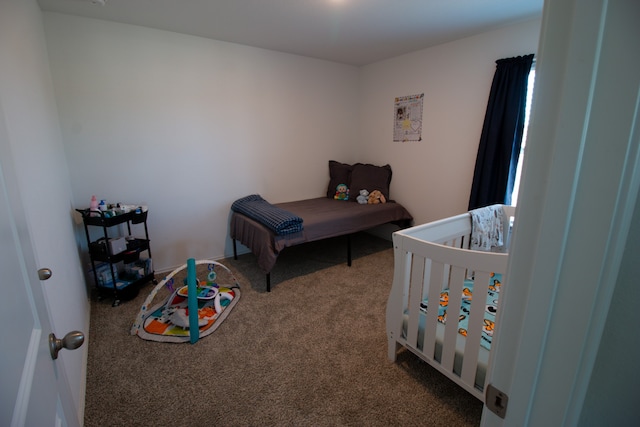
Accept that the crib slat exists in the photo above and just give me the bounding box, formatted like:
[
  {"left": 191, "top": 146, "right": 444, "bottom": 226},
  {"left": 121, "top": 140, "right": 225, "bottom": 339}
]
[
  {"left": 421, "top": 260, "right": 442, "bottom": 362},
  {"left": 441, "top": 265, "right": 466, "bottom": 372},
  {"left": 460, "top": 270, "right": 491, "bottom": 387},
  {"left": 484, "top": 271, "right": 506, "bottom": 382},
  {"left": 406, "top": 253, "right": 425, "bottom": 352},
  {"left": 401, "top": 249, "right": 412, "bottom": 312}
]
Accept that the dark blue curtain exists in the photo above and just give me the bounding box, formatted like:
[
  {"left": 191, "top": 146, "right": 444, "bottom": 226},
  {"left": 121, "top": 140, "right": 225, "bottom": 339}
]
[{"left": 468, "top": 54, "right": 534, "bottom": 210}]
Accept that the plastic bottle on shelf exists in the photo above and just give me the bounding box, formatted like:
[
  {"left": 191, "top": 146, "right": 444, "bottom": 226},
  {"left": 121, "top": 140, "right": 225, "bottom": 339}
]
[{"left": 89, "top": 195, "right": 99, "bottom": 216}]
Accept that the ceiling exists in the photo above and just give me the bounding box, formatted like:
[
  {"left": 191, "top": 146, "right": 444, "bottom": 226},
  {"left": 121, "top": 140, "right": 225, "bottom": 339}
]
[{"left": 37, "top": 0, "right": 543, "bottom": 66}]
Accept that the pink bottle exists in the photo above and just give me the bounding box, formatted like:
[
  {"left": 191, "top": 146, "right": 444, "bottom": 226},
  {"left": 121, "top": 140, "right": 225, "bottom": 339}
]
[{"left": 90, "top": 195, "right": 99, "bottom": 214}]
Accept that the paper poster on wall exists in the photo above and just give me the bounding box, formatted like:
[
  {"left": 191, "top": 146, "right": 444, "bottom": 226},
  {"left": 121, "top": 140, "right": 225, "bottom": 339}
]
[{"left": 393, "top": 93, "right": 423, "bottom": 142}]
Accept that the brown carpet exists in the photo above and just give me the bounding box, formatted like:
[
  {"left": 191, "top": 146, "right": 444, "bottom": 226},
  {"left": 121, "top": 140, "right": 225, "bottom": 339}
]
[{"left": 84, "top": 232, "right": 483, "bottom": 426}]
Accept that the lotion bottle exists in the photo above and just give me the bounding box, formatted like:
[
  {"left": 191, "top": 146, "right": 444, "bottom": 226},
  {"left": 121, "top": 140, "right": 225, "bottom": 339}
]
[{"left": 90, "top": 195, "right": 98, "bottom": 211}]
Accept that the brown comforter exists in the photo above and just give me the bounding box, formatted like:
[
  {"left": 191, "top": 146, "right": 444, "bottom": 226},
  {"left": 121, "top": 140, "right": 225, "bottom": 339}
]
[{"left": 230, "top": 197, "right": 412, "bottom": 273}]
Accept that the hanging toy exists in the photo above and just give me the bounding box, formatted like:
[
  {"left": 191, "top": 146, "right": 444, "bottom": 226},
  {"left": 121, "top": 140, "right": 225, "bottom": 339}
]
[{"left": 207, "top": 263, "right": 217, "bottom": 283}]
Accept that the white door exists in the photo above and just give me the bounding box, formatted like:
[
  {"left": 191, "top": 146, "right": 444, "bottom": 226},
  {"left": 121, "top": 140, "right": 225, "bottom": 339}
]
[
  {"left": 0, "top": 0, "right": 90, "bottom": 421},
  {"left": 0, "top": 103, "right": 81, "bottom": 426}
]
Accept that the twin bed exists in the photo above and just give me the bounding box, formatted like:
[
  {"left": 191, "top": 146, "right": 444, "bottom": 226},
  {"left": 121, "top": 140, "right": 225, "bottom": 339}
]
[
  {"left": 229, "top": 161, "right": 413, "bottom": 291},
  {"left": 386, "top": 205, "right": 514, "bottom": 402}
]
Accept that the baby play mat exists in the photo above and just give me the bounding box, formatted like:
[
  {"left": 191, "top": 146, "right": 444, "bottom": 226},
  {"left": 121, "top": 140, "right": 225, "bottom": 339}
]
[{"left": 131, "top": 259, "right": 241, "bottom": 343}]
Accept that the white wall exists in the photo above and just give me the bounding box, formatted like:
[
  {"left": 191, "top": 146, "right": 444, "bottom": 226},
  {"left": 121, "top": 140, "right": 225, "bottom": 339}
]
[
  {"left": 43, "top": 13, "right": 541, "bottom": 272},
  {"left": 43, "top": 13, "right": 360, "bottom": 272},
  {"left": 358, "top": 19, "right": 541, "bottom": 224}
]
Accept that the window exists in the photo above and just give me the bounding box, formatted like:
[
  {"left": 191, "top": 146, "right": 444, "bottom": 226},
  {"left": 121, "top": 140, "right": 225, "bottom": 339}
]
[{"left": 509, "top": 67, "right": 536, "bottom": 204}]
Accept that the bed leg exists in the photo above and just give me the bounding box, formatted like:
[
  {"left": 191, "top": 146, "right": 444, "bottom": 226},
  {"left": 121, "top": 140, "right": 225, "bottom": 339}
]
[
  {"left": 266, "top": 273, "right": 271, "bottom": 292},
  {"left": 233, "top": 239, "right": 238, "bottom": 260},
  {"left": 347, "top": 234, "right": 352, "bottom": 267}
]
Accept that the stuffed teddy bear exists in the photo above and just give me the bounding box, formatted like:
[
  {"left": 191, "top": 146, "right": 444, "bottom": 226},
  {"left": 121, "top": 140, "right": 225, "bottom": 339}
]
[
  {"left": 356, "top": 189, "right": 369, "bottom": 204},
  {"left": 334, "top": 183, "right": 349, "bottom": 201},
  {"left": 367, "top": 190, "right": 386, "bottom": 204}
]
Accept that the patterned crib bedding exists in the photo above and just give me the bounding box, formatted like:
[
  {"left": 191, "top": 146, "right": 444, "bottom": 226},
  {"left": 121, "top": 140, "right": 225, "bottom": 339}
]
[
  {"left": 420, "top": 273, "right": 502, "bottom": 351},
  {"left": 402, "top": 273, "right": 502, "bottom": 389}
]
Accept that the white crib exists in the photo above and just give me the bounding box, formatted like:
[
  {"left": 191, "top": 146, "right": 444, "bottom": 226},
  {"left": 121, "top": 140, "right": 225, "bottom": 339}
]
[{"left": 386, "top": 205, "right": 515, "bottom": 402}]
